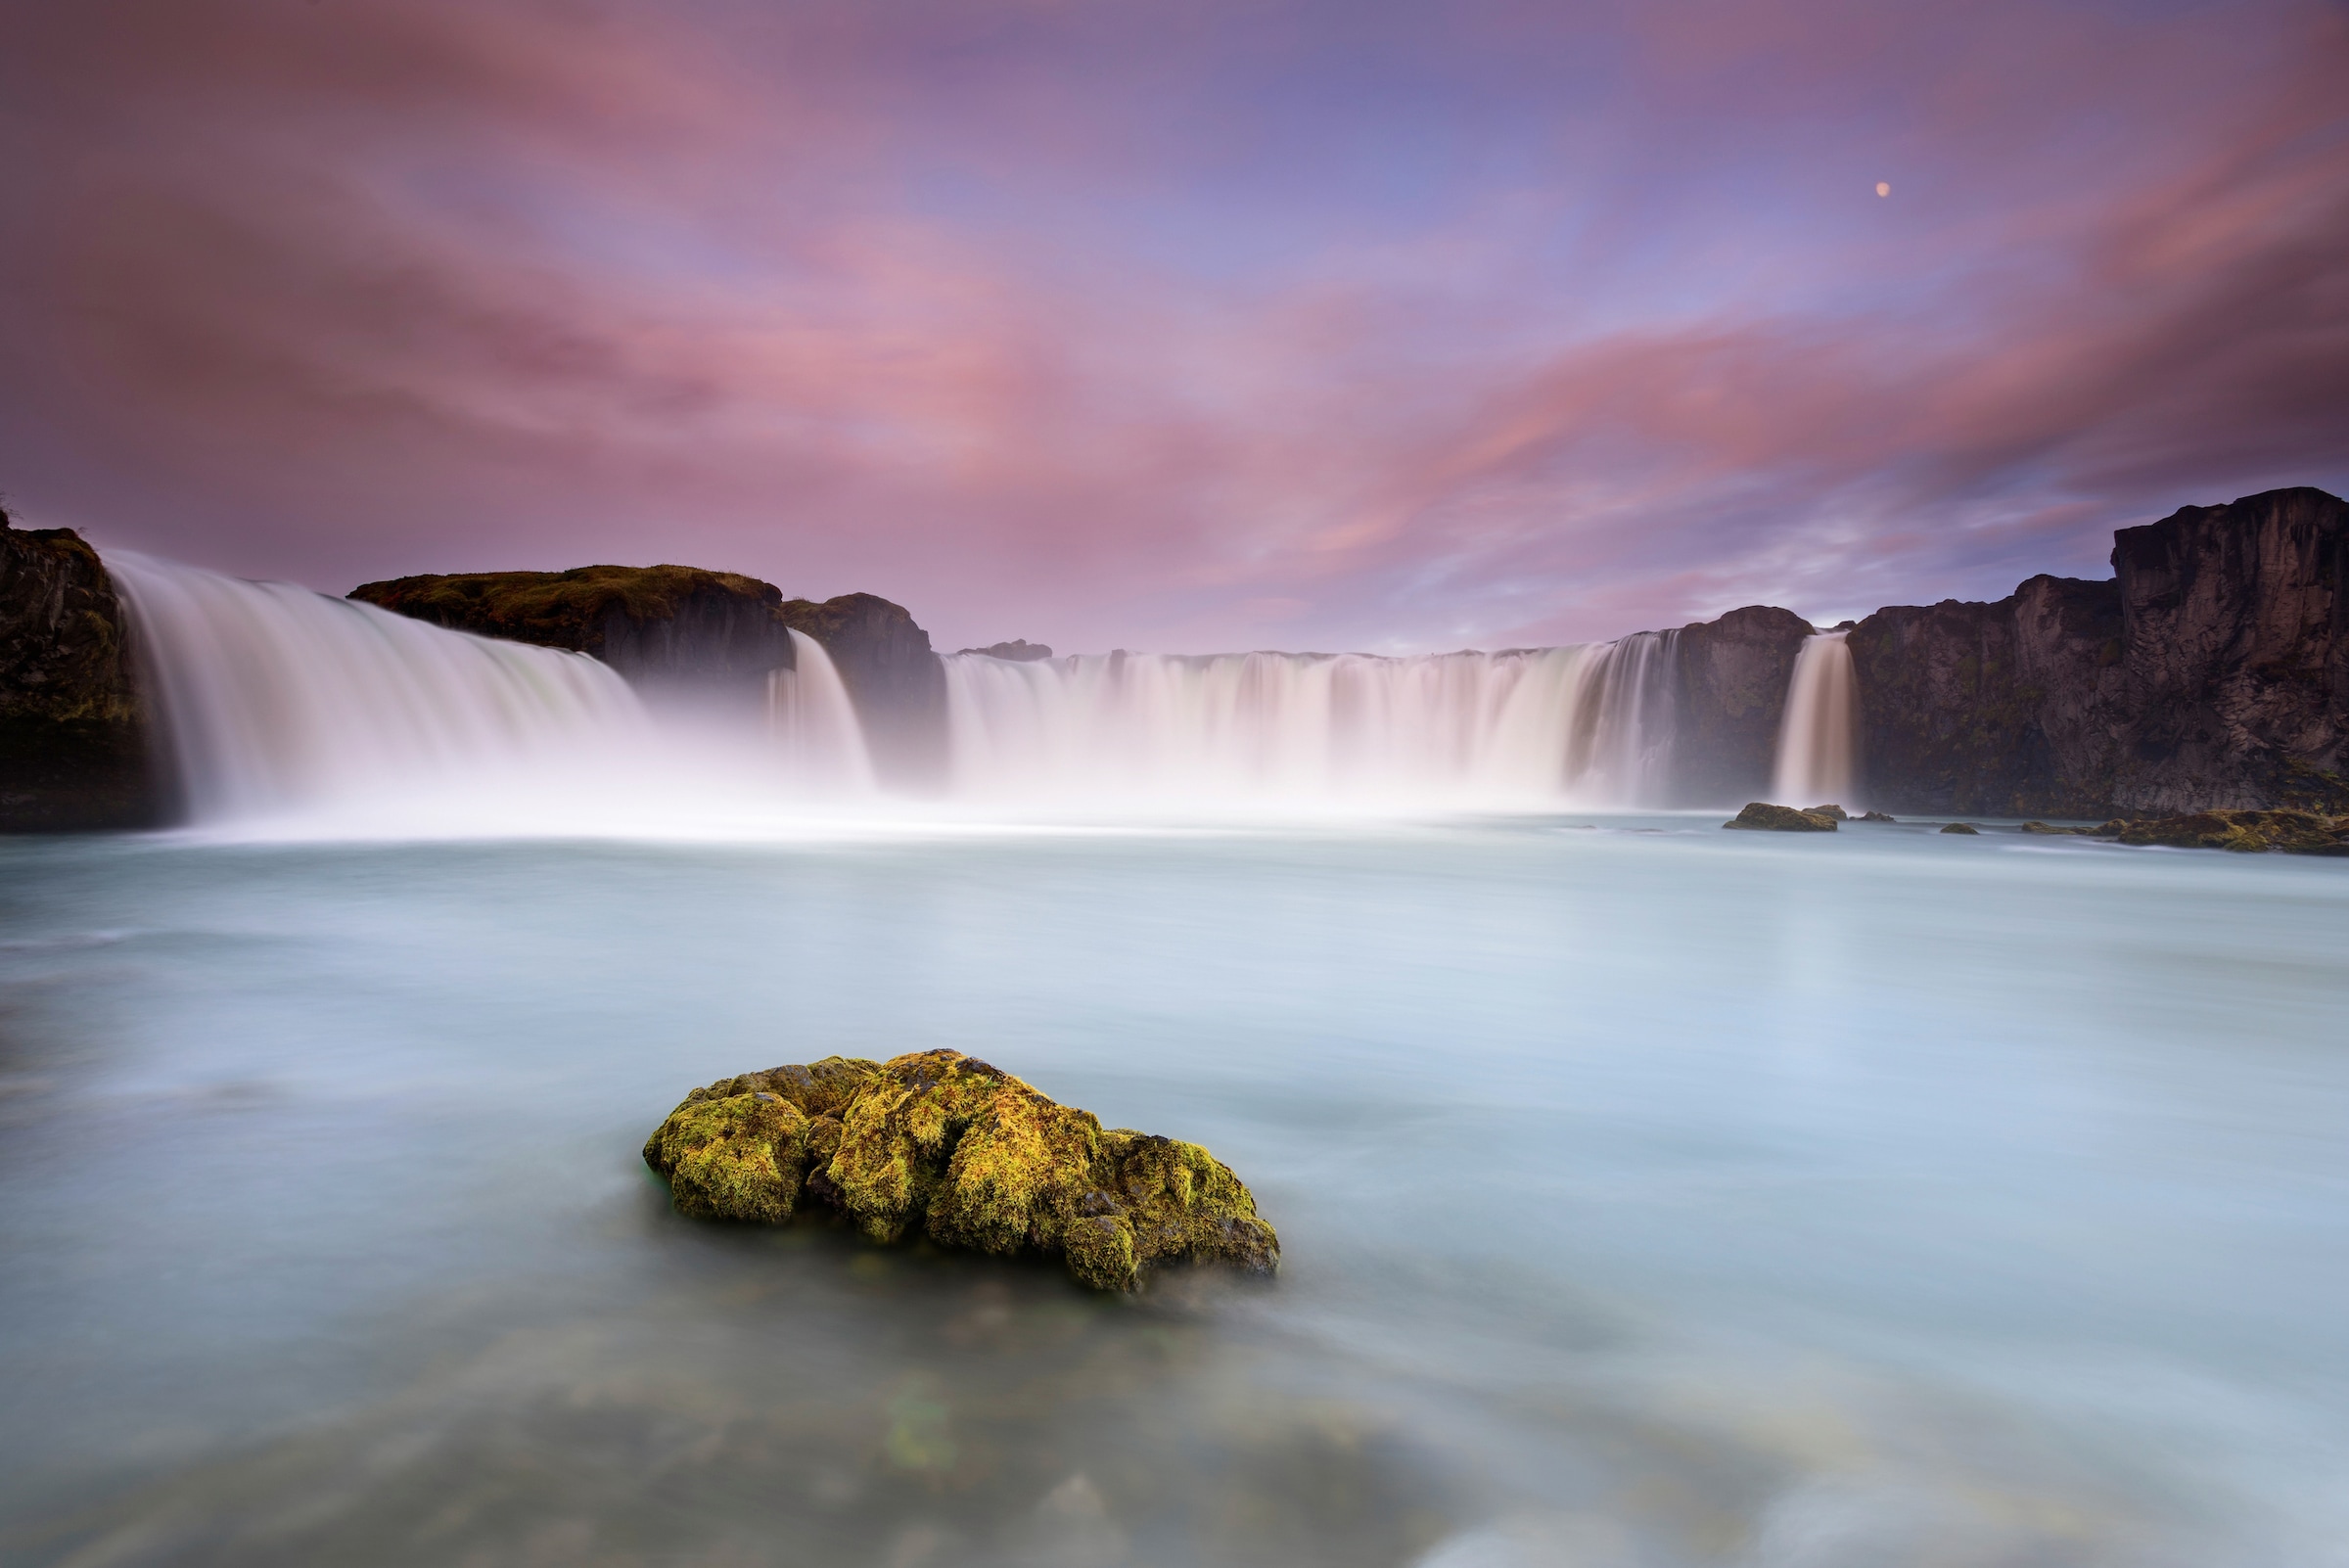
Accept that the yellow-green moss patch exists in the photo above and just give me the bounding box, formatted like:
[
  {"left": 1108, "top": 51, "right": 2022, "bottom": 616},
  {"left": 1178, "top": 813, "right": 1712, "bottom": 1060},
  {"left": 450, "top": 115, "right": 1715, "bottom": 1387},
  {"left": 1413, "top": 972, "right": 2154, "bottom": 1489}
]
[{"left": 642, "top": 1049, "right": 1278, "bottom": 1291}]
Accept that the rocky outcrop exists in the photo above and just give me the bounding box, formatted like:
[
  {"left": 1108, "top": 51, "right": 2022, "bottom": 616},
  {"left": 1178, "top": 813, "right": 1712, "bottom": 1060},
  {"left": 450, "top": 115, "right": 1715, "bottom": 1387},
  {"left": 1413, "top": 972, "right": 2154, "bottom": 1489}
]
[
  {"left": 347, "top": 566, "right": 797, "bottom": 702},
  {"left": 0, "top": 513, "right": 163, "bottom": 830},
  {"left": 350, "top": 567, "right": 950, "bottom": 788},
  {"left": 1722, "top": 802, "right": 1836, "bottom": 831},
  {"left": 1844, "top": 575, "right": 2125, "bottom": 817},
  {"left": 2105, "top": 488, "right": 2349, "bottom": 812},
  {"left": 2095, "top": 807, "right": 2349, "bottom": 854},
  {"left": 1668, "top": 606, "right": 1817, "bottom": 806},
  {"left": 1847, "top": 487, "right": 2347, "bottom": 816},
  {"left": 643, "top": 1049, "right": 1279, "bottom": 1292},
  {"left": 957, "top": 639, "right": 1052, "bottom": 661},
  {"left": 776, "top": 593, "right": 948, "bottom": 790}
]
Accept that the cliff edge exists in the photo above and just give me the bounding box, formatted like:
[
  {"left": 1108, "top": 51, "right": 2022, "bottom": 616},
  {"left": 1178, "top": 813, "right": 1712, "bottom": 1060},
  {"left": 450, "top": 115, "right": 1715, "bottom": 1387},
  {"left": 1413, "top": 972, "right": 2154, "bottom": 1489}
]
[
  {"left": 0, "top": 511, "right": 162, "bottom": 830},
  {"left": 1847, "top": 487, "right": 2347, "bottom": 815},
  {"left": 349, "top": 567, "right": 947, "bottom": 788}
]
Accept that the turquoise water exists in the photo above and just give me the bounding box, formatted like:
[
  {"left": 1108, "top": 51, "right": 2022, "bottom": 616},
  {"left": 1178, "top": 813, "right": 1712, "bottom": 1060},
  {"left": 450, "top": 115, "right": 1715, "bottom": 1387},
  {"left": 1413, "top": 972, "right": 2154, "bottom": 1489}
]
[{"left": 1, "top": 817, "right": 2343, "bottom": 1565}]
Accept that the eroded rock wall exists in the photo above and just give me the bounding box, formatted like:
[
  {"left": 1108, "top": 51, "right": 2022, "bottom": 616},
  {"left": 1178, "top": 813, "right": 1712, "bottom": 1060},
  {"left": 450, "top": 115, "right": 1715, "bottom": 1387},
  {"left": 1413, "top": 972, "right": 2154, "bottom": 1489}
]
[
  {"left": 2105, "top": 486, "right": 2348, "bottom": 812},
  {"left": 1667, "top": 605, "right": 1816, "bottom": 806},
  {"left": 1846, "top": 576, "right": 2125, "bottom": 816},
  {"left": 0, "top": 514, "right": 163, "bottom": 830},
  {"left": 1847, "top": 487, "right": 2347, "bottom": 816}
]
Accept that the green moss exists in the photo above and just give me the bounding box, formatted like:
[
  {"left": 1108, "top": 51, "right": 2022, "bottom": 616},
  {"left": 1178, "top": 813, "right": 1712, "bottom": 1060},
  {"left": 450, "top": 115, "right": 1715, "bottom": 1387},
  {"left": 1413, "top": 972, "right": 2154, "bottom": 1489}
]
[
  {"left": 1722, "top": 803, "right": 1837, "bottom": 832},
  {"left": 2108, "top": 808, "right": 2349, "bottom": 854},
  {"left": 641, "top": 1049, "right": 1279, "bottom": 1291},
  {"left": 643, "top": 1092, "right": 809, "bottom": 1222}
]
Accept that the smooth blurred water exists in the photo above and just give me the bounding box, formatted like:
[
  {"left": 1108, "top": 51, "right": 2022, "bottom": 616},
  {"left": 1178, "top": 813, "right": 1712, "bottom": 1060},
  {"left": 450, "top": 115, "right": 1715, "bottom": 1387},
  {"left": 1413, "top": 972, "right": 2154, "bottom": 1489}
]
[{"left": 1, "top": 817, "right": 2343, "bottom": 1567}]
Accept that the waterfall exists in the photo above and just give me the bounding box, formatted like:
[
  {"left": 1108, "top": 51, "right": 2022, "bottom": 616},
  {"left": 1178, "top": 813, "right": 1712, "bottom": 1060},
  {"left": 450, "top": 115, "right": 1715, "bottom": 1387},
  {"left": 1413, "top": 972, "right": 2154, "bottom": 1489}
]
[
  {"left": 941, "top": 634, "right": 1681, "bottom": 809},
  {"left": 1771, "top": 630, "right": 1861, "bottom": 807},
  {"left": 111, "top": 552, "right": 654, "bottom": 827},
  {"left": 768, "top": 629, "right": 875, "bottom": 795}
]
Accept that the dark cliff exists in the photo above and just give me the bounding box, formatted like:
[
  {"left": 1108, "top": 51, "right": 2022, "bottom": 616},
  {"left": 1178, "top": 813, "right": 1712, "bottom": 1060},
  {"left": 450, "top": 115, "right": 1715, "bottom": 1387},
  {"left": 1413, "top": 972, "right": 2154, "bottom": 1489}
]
[
  {"left": 1849, "top": 487, "right": 2347, "bottom": 816},
  {"left": 347, "top": 566, "right": 797, "bottom": 701},
  {"left": 1667, "top": 605, "right": 1816, "bottom": 806},
  {"left": 2106, "top": 487, "right": 2348, "bottom": 812},
  {"left": 1846, "top": 576, "right": 2125, "bottom": 816},
  {"left": 348, "top": 566, "right": 948, "bottom": 789},
  {"left": 0, "top": 513, "right": 164, "bottom": 830}
]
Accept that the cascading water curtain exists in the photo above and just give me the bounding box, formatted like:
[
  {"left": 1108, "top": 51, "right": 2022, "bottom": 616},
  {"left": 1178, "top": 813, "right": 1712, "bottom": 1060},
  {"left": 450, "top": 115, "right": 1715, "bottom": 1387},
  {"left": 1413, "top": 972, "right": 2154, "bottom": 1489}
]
[
  {"left": 766, "top": 630, "right": 876, "bottom": 796},
  {"left": 1771, "top": 630, "right": 1861, "bottom": 807},
  {"left": 942, "top": 638, "right": 1682, "bottom": 810},
  {"left": 107, "top": 551, "right": 651, "bottom": 826}
]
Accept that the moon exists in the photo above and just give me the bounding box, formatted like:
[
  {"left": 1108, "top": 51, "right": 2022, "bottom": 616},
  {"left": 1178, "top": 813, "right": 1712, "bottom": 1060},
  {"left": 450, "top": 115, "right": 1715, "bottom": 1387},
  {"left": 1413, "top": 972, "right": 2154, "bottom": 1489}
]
[{"left": 1875, "top": 181, "right": 1891, "bottom": 198}]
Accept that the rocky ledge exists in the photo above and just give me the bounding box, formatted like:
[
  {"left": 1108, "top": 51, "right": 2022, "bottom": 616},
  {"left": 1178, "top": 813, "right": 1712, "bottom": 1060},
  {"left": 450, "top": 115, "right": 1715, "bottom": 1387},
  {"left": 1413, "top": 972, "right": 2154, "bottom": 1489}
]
[
  {"left": 1723, "top": 802, "right": 1838, "bottom": 831},
  {"left": 2093, "top": 808, "right": 2349, "bottom": 854},
  {"left": 643, "top": 1049, "right": 1279, "bottom": 1292},
  {"left": 0, "top": 512, "right": 161, "bottom": 830}
]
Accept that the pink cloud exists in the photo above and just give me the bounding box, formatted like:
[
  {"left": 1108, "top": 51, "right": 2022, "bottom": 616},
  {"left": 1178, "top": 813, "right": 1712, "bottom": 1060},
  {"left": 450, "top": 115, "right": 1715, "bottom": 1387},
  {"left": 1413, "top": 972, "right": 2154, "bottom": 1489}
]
[{"left": 0, "top": 0, "right": 2341, "bottom": 655}]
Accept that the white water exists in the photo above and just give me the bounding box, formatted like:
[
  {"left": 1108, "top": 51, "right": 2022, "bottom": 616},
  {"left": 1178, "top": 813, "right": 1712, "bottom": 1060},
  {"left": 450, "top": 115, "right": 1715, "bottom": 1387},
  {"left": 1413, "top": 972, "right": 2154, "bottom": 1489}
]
[
  {"left": 109, "top": 551, "right": 654, "bottom": 827},
  {"left": 1772, "top": 629, "right": 1861, "bottom": 807},
  {"left": 109, "top": 554, "right": 882, "bottom": 833},
  {"left": 768, "top": 629, "right": 875, "bottom": 796},
  {"left": 943, "top": 635, "right": 1681, "bottom": 809}
]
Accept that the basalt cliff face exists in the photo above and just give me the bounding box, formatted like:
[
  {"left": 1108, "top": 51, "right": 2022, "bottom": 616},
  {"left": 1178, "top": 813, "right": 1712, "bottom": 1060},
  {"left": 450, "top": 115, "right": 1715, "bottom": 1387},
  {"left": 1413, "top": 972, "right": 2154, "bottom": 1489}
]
[
  {"left": 348, "top": 567, "right": 948, "bottom": 788},
  {"left": 0, "top": 515, "right": 163, "bottom": 830},
  {"left": 1847, "top": 487, "right": 2347, "bottom": 816},
  {"left": 1666, "top": 605, "right": 1817, "bottom": 806}
]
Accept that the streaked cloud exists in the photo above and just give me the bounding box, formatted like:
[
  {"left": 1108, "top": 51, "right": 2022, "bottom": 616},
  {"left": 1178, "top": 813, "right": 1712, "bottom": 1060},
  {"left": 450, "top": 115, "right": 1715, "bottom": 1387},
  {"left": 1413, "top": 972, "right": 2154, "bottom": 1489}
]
[{"left": 1, "top": 0, "right": 2341, "bottom": 652}]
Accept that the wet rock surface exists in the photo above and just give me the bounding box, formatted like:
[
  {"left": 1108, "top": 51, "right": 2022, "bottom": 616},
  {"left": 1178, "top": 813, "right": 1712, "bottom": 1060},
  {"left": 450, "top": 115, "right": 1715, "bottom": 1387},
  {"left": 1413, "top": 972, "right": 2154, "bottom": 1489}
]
[
  {"left": 0, "top": 512, "right": 162, "bottom": 831},
  {"left": 644, "top": 1051, "right": 1279, "bottom": 1291},
  {"left": 2093, "top": 808, "right": 2349, "bottom": 854},
  {"left": 1722, "top": 803, "right": 1838, "bottom": 832},
  {"left": 1940, "top": 822, "right": 1980, "bottom": 835}
]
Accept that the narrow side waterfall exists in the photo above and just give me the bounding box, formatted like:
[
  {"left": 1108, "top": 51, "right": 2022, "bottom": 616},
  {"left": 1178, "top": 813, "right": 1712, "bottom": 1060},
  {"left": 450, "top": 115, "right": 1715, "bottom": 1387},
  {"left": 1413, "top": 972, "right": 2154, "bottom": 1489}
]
[
  {"left": 768, "top": 629, "right": 875, "bottom": 795},
  {"left": 110, "top": 551, "right": 656, "bottom": 827},
  {"left": 942, "top": 634, "right": 1681, "bottom": 809},
  {"left": 1772, "top": 630, "right": 1861, "bottom": 806}
]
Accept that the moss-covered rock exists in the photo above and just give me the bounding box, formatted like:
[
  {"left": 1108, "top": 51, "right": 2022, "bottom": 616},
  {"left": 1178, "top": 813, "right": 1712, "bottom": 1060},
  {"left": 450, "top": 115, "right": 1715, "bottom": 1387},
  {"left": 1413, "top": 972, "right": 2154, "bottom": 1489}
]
[
  {"left": 643, "top": 1050, "right": 1278, "bottom": 1292},
  {"left": 1940, "top": 822, "right": 1980, "bottom": 835},
  {"left": 1722, "top": 802, "right": 1837, "bottom": 832},
  {"left": 1804, "top": 804, "right": 1850, "bottom": 819},
  {"left": 2093, "top": 808, "right": 2349, "bottom": 854},
  {"left": 1858, "top": 810, "right": 1897, "bottom": 822}
]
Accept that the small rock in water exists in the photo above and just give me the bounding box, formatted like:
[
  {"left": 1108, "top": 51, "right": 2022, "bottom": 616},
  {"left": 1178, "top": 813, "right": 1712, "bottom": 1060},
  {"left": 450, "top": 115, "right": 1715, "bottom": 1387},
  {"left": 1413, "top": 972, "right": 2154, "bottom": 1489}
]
[
  {"left": 2019, "top": 820, "right": 2101, "bottom": 835},
  {"left": 1859, "top": 810, "right": 1897, "bottom": 822},
  {"left": 642, "top": 1050, "right": 1278, "bottom": 1291},
  {"left": 1723, "top": 802, "right": 1838, "bottom": 832},
  {"left": 1941, "top": 822, "right": 1980, "bottom": 835},
  {"left": 1804, "top": 804, "right": 1850, "bottom": 820}
]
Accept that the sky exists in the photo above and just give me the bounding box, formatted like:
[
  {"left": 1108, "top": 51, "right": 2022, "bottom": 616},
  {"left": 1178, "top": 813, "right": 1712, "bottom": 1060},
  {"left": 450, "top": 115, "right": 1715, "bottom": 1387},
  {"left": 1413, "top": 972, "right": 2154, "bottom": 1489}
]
[{"left": 2, "top": 0, "right": 2344, "bottom": 655}]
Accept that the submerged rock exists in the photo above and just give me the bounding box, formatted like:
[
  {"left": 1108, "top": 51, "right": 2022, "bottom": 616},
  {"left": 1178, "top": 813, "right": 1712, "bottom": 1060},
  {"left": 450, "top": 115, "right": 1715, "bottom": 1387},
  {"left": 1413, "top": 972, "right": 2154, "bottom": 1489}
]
[
  {"left": 1940, "top": 822, "right": 1980, "bottom": 835},
  {"left": 2092, "top": 808, "right": 2349, "bottom": 854},
  {"left": 1859, "top": 810, "right": 1897, "bottom": 822},
  {"left": 1722, "top": 802, "right": 1838, "bottom": 832},
  {"left": 644, "top": 1050, "right": 1279, "bottom": 1291},
  {"left": 2019, "top": 820, "right": 2102, "bottom": 835}
]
